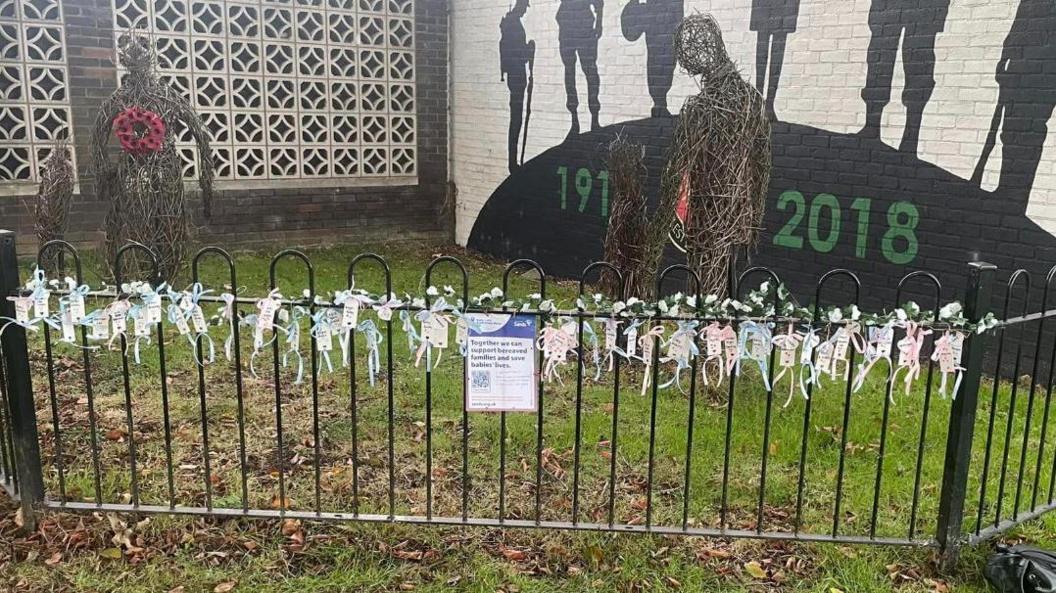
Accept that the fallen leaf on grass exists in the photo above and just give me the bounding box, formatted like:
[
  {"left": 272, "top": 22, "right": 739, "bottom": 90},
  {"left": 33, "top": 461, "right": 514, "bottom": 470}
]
[
  {"left": 501, "top": 547, "right": 527, "bottom": 561},
  {"left": 926, "top": 578, "right": 950, "bottom": 593},
  {"left": 44, "top": 552, "right": 62, "bottom": 566},
  {"left": 281, "top": 519, "right": 301, "bottom": 536},
  {"left": 214, "top": 581, "right": 237, "bottom": 593},
  {"left": 99, "top": 547, "right": 122, "bottom": 560},
  {"left": 697, "top": 547, "right": 732, "bottom": 559},
  {"left": 744, "top": 561, "right": 767, "bottom": 579}
]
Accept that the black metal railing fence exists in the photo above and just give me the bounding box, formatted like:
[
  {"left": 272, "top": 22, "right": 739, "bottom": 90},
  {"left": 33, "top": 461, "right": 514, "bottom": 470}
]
[{"left": 0, "top": 229, "right": 1052, "bottom": 566}]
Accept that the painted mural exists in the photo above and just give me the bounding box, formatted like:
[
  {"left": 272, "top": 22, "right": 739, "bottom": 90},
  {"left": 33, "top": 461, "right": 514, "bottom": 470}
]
[{"left": 463, "top": 0, "right": 1056, "bottom": 307}]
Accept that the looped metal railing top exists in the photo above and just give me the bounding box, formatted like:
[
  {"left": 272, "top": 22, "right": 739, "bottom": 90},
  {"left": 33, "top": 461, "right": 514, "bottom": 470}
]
[{"left": 4, "top": 234, "right": 1056, "bottom": 563}]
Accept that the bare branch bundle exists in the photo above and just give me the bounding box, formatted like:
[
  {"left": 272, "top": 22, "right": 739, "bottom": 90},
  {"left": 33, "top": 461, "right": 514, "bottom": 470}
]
[
  {"left": 30, "top": 138, "right": 74, "bottom": 273},
  {"left": 602, "top": 136, "right": 652, "bottom": 298}
]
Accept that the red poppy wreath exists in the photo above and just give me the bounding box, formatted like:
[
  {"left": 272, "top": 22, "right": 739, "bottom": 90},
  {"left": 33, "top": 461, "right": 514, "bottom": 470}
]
[{"left": 113, "top": 106, "right": 166, "bottom": 156}]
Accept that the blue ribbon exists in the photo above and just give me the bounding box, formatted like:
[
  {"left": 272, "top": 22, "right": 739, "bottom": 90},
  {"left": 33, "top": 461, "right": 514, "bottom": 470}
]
[
  {"left": 736, "top": 321, "right": 772, "bottom": 392},
  {"left": 659, "top": 320, "right": 700, "bottom": 393},
  {"left": 357, "top": 318, "right": 384, "bottom": 386}
]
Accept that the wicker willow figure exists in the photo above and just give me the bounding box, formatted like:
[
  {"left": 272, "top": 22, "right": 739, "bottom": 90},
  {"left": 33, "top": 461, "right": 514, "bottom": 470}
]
[
  {"left": 31, "top": 139, "right": 75, "bottom": 273},
  {"left": 92, "top": 34, "right": 213, "bottom": 282},
  {"left": 653, "top": 14, "right": 771, "bottom": 296}
]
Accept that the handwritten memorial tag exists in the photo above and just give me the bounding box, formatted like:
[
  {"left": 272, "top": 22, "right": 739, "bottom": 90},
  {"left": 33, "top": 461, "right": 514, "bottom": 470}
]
[
  {"left": 144, "top": 293, "right": 163, "bottom": 324},
  {"left": 33, "top": 288, "right": 49, "bottom": 318},
  {"left": 11, "top": 296, "right": 31, "bottom": 324},
  {"left": 191, "top": 305, "right": 208, "bottom": 334},
  {"left": 423, "top": 316, "right": 449, "bottom": 348},
  {"left": 91, "top": 315, "right": 110, "bottom": 340},
  {"left": 342, "top": 299, "right": 360, "bottom": 330},
  {"left": 61, "top": 309, "right": 76, "bottom": 343},
  {"left": 69, "top": 293, "right": 86, "bottom": 323}
]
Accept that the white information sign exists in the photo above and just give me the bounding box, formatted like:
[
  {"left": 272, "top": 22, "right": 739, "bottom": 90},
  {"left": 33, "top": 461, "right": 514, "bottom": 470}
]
[{"left": 465, "top": 313, "right": 537, "bottom": 412}]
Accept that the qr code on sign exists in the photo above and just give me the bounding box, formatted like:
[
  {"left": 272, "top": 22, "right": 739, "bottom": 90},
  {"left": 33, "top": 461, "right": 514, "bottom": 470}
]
[{"left": 471, "top": 370, "right": 491, "bottom": 391}]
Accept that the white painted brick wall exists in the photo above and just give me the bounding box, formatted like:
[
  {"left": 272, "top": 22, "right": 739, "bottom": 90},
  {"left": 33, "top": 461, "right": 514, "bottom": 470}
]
[{"left": 451, "top": 0, "right": 1056, "bottom": 243}]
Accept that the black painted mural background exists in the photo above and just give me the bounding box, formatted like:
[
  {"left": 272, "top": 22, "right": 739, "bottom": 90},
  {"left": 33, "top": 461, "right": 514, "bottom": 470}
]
[{"left": 471, "top": 0, "right": 1056, "bottom": 314}]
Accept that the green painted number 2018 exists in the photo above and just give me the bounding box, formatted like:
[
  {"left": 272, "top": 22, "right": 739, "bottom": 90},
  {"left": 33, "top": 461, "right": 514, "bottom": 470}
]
[{"left": 773, "top": 190, "right": 919, "bottom": 264}]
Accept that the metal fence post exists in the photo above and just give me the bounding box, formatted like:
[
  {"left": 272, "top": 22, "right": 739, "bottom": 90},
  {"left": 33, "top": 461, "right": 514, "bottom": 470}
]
[
  {"left": 0, "top": 230, "right": 45, "bottom": 529},
  {"left": 936, "top": 261, "right": 996, "bottom": 569}
]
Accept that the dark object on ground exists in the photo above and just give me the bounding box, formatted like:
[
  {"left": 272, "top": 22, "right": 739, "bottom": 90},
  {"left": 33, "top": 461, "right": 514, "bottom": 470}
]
[{"left": 986, "top": 544, "right": 1056, "bottom": 593}]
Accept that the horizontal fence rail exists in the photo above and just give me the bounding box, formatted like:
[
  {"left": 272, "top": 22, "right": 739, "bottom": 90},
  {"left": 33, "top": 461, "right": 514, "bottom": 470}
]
[{"left": 0, "top": 230, "right": 1054, "bottom": 563}]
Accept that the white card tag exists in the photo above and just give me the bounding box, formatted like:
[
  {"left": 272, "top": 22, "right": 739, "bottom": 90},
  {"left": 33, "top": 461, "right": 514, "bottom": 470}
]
[
  {"left": 723, "top": 334, "right": 738, "bottom": 358},
  {"left": 625, "top": 327, "right": 638, "bottom": 358},
  {"left": 257, "top": 298, "right": 278, "bottom": 331},
  {"left": 61, "top": 309, "right": 76, "bottom": 343},
  {"left": 897, "top": 338, "right": 913, "bottom": 368},
  {"left": 91, "top": 315, "right": 110, "bottom": 340},
  {"left": 191, "top": 305, "right": 208, "bottom": 334},
  {"left": 133, "top": 310, "right": 151, "bottom": 337},
  {"left": 834, "top": 329, "right": 850, "bottom": 361},
  {"left": 752, "top": 334, "right": 770, "bottom": 359},
  {"left": 800, "top": 337, "right": 816, "bottom": 365},
  {"left": 174, "top": 310, "right": 191, "bottom": 335},
  {"left": 12, "top": 296, "right": 31, "bottom": 324},
  {"left": 144, "top": 293, "right": 162, "bottom": 324},
  {"left": 816, "top": 341, "right": 834, "bottom": 375},
  {"left": 779, "top": 342, "right": 796, "bottom": 367},
  {"left": 951, "top": 333, "right": 964, "bottom": 365},
  {"left": 640, "top": 333, "right": 655, "bottom": 363},
  {"left": 69, "top": 294, "right": 86, "bottom": 323},
  {"left": 316, "top": 324, "right": 333, "bottom": 351},
  {"left": 939, "top": 346, "right": 956, "bottom": 373},
  {"left": 110, "top": 302, "right": 129, "bottom": 334},
  {"left": 456, "top": 318, "right": 468, "bottom": 345},
  {"left": 604, "top": 320, "right": 618, "bottom": 351},
  {"left": 342, "top": 300, "right": 360, "bottom": 330},
  {"left": 876, "top": 328, "right": 893, "bottom": 357},
  {"left": 33, "top": 289, "right": 50, "bottom": 318},
  {"left": 423, "top": 316, "right": 449, "bottom": 348},
  {"left": 668, "top": 333, "right": 692, "bottom": 361},
  {"left": 706, "top": 336, "right": 722, "bottom": 357},
  {"left": 179, "top": 295, "right": 194, "bottom": 312}
]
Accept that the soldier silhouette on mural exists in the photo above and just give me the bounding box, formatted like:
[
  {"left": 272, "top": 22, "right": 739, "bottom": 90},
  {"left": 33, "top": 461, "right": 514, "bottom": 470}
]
[
  {"left": 972, "top": 0, "right": 1056, "bottom": 204},
  {"left": 859, "top": 0, "right": 949, "bottom": 155},
  {"left": 621, "top": 0, "right": 684, "bottom": 117},
  {"left": 751, "top": 0, "right": 799, "bottom": 119},
  {"left": 500, "top": 0, "right": 535, "bottom": 173},
  {"left": 557, "top": 0, "right": 603, "bottom": 137}
]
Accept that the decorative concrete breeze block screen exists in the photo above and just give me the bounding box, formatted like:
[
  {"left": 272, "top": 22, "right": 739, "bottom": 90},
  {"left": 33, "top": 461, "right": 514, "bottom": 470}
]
[
  {"left": 112, "top": 0, "right": 417, "bottom": 183},
  {"left": 0, "top": 0, "right": 74, "bottom": 187}
]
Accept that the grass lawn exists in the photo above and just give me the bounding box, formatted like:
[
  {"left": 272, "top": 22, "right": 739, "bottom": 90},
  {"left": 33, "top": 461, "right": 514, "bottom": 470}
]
[{"left": 1, "top": 240, "right": 1053, "bottom": 592}]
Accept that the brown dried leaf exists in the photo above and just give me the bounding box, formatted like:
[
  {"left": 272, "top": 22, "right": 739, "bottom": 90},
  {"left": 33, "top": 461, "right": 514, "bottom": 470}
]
[
  {"left": 501, "top": 547, "right": 527, "bottom": 561},
  {"left": 213, "top": 581, "right": 237, "bottom": 593},
  {"left": 280, "top": 519, "right": 301, "bottom": 536},
  {"left": 744, "top": 561, "right": 767, "bottom": 580}
]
